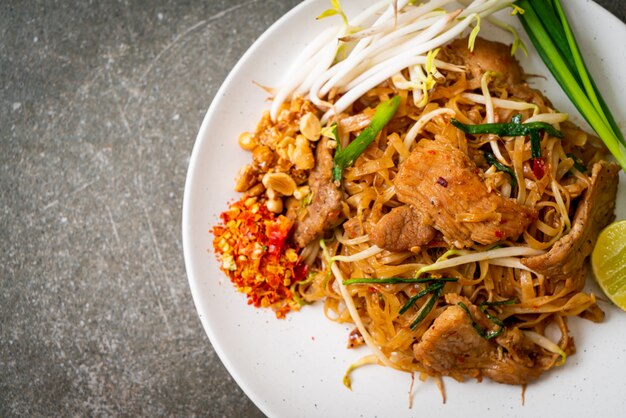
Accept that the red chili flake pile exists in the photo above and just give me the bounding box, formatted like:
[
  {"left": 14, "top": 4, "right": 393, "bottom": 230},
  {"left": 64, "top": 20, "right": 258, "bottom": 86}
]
[{"left": 211, "top": 196, "right": 307, "bottom": 318}]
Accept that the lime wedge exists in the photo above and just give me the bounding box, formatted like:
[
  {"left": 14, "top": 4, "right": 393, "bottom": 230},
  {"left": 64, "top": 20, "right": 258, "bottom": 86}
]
[{"left": 591, "top": 220, "right": 626, "bottom": 311}]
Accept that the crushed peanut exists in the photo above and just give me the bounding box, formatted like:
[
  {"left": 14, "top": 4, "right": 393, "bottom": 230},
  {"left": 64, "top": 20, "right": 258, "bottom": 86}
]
[
  {"left": 299, "top": 112, "right": 322, "bottom": 141},
  {"left": 238, "top": 131, "right": 257, "bottom": 151},
  {"left": 262, "top": 172, "right": 297, "bottom": 196},
  {"left": 292, "top": 135, "right": 315, "bottom": 170}
]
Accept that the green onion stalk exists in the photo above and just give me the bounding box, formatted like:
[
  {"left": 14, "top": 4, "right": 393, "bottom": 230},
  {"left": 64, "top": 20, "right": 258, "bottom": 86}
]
[
  {"left": 515, "top": 0, "right": 626, "bottom": 171},
  {"left": 332, "top": 95, "right": 401, "bottom": 182}
]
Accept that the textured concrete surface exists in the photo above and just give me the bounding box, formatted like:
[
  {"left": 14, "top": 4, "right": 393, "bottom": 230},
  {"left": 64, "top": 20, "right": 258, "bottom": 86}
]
[{"left": 0, "top": 0, "right": 624, "bottom": 416}]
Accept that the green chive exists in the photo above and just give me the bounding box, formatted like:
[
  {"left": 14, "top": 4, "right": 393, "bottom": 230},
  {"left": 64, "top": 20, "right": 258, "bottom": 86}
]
[
  {"left": 553, "top": 0, "right": 620, "bottom": 140},
  {"left": 451, "top": 115, "right": 562, "bottom": 162},
  {"left": 479, "top": 298, "right": 518, "bottom": 307},
  {"left": 516, "top": 0, "right": 626, "bottom": 171},
  {"left": 566, "top": 153, "right": 587, "bottom": 173},
  {"left": 457, "top": 302, "right": 504, "bottom": 340},
  {"left": 529, "top": 129, "right": 541, "bottom": 159},
  {"left": 479, "top": 306, "right": 505, "bottom": 329},
  {"left": 399, "top": 282, "right": 445, "bottom": 315},
  {"left": 410, "top": 287, "right": 442, "bottom": 330},
  {"left": 332, "top": 95, "right": 401, "bottom": 182},
  {"left": 450, "top": 118, "right": 563, "bottom": 139},
  {"left": 484, "top": 152, "right": 517, "bottom": 187},
  {"left": 342, "top": 277, "right": 458, "bottom": 285}
]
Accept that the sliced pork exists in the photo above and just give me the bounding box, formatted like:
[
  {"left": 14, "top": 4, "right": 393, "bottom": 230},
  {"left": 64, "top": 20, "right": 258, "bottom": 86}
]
[
  {"left": 413, "top": 294, "right": 551, "bottom": 385},
  {"left": 445, "top": 37, "right": 524, "bottom": 87},
  {"left": 291, "top": 137, "right": 344, "bottom": 247},
  {"left": 521, "top": 161, "right": 620, "bottom": 279},
  {"left": 394, "top": 139, "right": 537, "bottom": 248},
  {"left": 370, "top": 205, "right": 436, "bottom": 252}
]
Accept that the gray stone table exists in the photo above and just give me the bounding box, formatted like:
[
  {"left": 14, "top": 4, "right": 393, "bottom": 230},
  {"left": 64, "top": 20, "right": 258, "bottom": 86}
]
[{"left": 1, "top": 0, "right": 624, "bottom": 416}]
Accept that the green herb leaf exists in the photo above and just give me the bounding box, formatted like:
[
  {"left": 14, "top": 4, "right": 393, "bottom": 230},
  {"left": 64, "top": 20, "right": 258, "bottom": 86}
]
[{"left": 332, "top": 95, "right": 401, "bottom": 182}]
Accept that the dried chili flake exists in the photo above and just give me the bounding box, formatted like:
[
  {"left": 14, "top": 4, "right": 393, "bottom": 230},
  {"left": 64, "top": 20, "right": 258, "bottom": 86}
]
[
  {"left": 211, "top": 196, "right": 307, "bottom": 318},
  {"left": 532, "top": 157, "right": 546, "bottom": 179}
]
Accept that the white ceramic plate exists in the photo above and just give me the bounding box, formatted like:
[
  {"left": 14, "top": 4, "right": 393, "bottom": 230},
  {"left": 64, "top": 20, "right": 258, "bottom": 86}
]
[{"left": 183, "top": 1, "right": 626, "bottom": 417}]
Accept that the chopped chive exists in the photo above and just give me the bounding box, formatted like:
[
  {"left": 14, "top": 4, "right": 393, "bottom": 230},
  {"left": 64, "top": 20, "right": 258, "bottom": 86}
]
[
  {"left": 410, "top": 287, "right": 442, "bottom": 330},
  {"left": 482, "top": 314, "right": 504, "bottom": 331},
  {"left": 529, "top": 129, "right": 541, "bottom": 159},
  {"left": 399, "top": 282, "right": 445, "bottom": 315},
  {"left": 479, "top": 298, "right": 518, "bottom": 307},
  {"left": 457, "top": 302, "right": 504, "bottom": 340},
  {"left": 342, "top": 277, "right": 458, "bottom": 285},
  {"left": 332, "top": 95, "right": 401, "bottom": 182},
  {"left": 451, "top": 115, "right": 562, "bottom": 165},
  {"left": 484, "top": 152, "right": 517, "bottom": 187},
  {"left": 566, "top": 153, "right": 587, "bottom": 173},
  {"left": 480, "top": 306, "right": 505, "bottom": 329},
  {"left": 450, "top": 118, "right": 563, "bottom": 139}
]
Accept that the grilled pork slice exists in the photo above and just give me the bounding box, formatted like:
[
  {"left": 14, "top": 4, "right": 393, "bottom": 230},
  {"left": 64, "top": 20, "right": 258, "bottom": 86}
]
[
  {"left": 394, "top": 139, "right": 537, "bottom": 248},
  {"left": 413, "top": 295, "right": 551, "bottom": 385},
  {"left": 291, "top": 137, "right": 344, "bottom": 247},
  {"left": 445, "top": 37, "right": 524, "bottom": 88},
  {"left": 522, "top": 161, "right": 620, "bottom": 280},
  {"left": 370, "top": 205, "right": 436, "bottom": 252}
]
